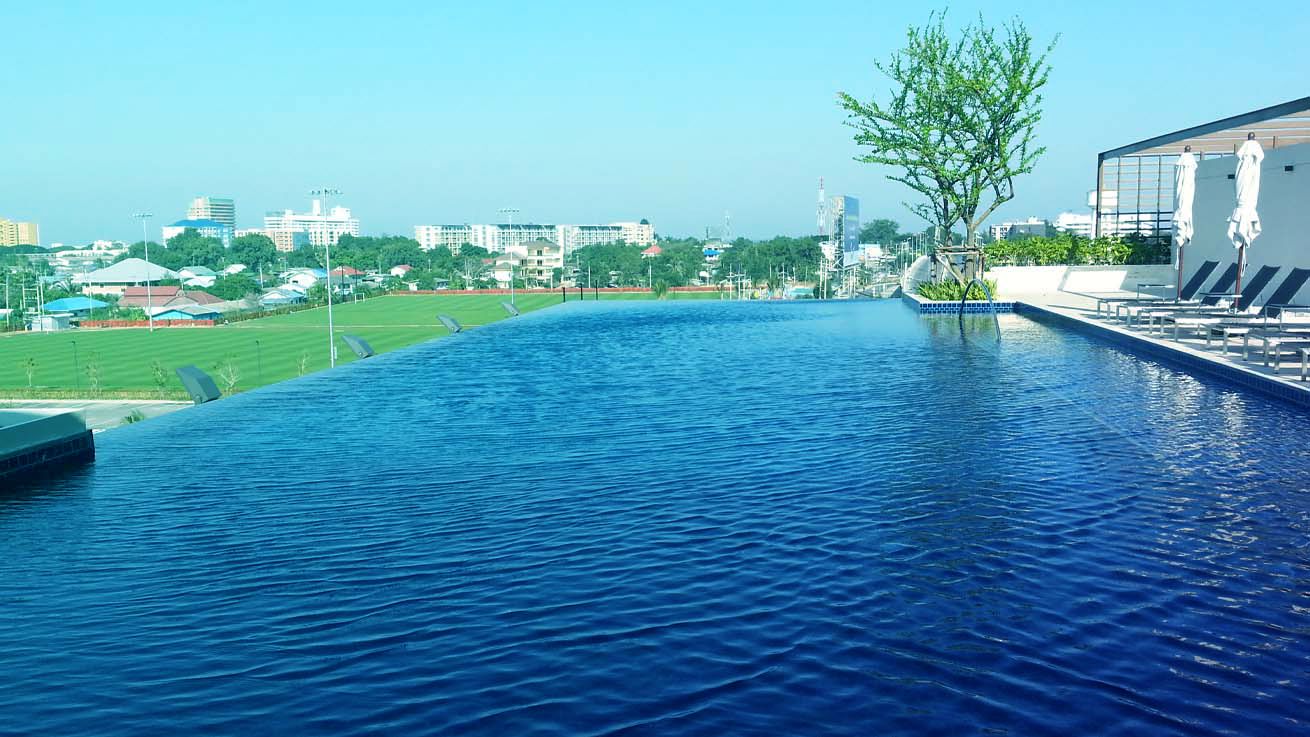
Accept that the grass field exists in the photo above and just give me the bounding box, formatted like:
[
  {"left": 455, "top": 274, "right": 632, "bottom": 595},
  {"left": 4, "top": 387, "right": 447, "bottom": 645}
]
[{"left": 0, "top": 293, "right": 564, "bottom": 397}]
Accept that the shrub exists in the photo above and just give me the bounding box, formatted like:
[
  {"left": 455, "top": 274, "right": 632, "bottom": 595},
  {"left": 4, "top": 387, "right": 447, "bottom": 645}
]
[
  {"left": 984, "top": 233, "right": 1170, "bottom": 267},
  {"left": 917, "top": 279, "right": 998, "bottom": 301}
]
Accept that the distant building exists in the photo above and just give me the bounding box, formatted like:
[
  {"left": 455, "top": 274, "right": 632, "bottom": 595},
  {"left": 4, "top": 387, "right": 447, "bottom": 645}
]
[
  {"left": 414, "top": 220, "right": 656, "bottom": 254},
  {"left": 161, "top": 218, "right": 233, "bottom": 248},
  {"left": 517, "top": 240, "right": 564, "bottom": 285},
  {"left": 76, "top": 258, "right": 179, "bottom": 296},
  {"left": 0, "top": 217, "right": 40, "bottom": 246},
  {"left": 264, "top": 199, "right": 360, "bottom": 251},
  {"left": 186, "top": 197, "right": 236, "bottom": 230},
  {"left": 1053, "top": 212, "right": 1094, "bottom": 238},
  {"left": 989, "top": 217, "right": 1052, "bottom": 241},
  {"left": 641, "top": 244, "right": 662, "bottom": 258}
]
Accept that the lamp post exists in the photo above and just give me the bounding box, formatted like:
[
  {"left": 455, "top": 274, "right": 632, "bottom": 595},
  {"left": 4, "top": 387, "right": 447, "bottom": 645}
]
[
  {"left": 310, "top": 188, "right": 342, "bottom": 367},
  {"left": 132, "top": 212, "right": 154, "bottom": 332},
  {"left": 498, "top": 207, "right": 519, "bottom": 305}
]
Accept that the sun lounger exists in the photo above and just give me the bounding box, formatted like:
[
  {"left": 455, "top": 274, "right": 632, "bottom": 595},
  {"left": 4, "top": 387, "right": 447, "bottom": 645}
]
[{"left": 1259, "top": 337, "right": 1310, "bottom": 374}]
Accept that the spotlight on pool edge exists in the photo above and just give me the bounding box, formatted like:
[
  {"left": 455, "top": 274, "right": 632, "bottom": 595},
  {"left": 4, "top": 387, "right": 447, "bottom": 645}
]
[
  {"left": 175, "top": 365, "right": 222, "bottom": 405},
  {"left": 340, "top": 334, "right": 375, "bottom": 359},
  {"left": 501, "top": 302, "right": 520, "bottom": 317},
  {"left": 438, "top": 315, "right": 462, "bottom": 333}
]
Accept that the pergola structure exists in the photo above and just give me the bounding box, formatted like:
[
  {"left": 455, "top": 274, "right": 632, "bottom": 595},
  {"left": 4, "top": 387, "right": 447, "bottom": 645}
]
[{"left": 1094, "top": 96, "right": 1310, "bottom": 240}]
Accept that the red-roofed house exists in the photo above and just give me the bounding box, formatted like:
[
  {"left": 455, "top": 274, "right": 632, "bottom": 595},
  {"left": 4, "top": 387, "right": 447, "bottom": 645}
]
[
  {"left": 389, "top": 264, "right": 413, "bottom": 278},
  {"left": 330, "top": 266, "right": 363, "bottom": 277},
  {"left": 641, "top": 245, "right": 662, "bottom": 258},
  {"left": 117, "top": 286, "right": 181, "bottom": 308}
]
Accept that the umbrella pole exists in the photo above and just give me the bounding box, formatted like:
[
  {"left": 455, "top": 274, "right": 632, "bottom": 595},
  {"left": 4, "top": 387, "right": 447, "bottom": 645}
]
[
  {"left": 1177, "top": 246, "right": 1184, "bottom": 301},
  {"left": 1234, "top": 245, "right": 1244, "bottom": 310}
]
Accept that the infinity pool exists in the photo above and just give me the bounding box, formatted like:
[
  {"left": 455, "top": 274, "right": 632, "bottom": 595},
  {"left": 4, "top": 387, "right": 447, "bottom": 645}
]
[{"left": 3, "top": 300, "right": 1309, "bottom": 735}]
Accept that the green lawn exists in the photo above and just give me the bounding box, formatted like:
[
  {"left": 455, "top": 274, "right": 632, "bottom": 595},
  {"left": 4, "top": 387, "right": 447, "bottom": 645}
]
[
  {"left": 0, "top": 293, "right": 562, "bottom": 396},
  {"left": 0, "top": 291, "right": 729, "bottom": 396}
]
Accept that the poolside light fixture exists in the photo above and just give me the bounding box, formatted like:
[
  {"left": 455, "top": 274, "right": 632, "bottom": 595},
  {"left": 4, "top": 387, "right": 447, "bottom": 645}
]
[
  {"left": 438, "top": 315, "right": 462, "bottom": 333},
  {"left": 1227, "top": 135, "right": 1264, "bottom": 309},
  {"left": 174, "top": 365, "right": 222, "bottom": 405},
  {"left": 501, "top": 302, "right": 520, "bottom": 317},
  {"left": 340, "top": 334, "right": 375, "bottom": 358}
]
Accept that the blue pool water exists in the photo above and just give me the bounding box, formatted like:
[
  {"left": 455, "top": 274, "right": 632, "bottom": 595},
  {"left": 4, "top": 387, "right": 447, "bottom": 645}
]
[{"left": 3, "top": 300, "right": 1310, "bottom": 735}]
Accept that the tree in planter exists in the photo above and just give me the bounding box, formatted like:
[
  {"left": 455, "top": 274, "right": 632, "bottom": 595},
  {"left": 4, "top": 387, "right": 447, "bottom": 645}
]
[
  {"left": 151, "top": 359, "right": 169, "bottom": 399},
  {"left": 85, "top": 354, "right": 103, "bottom": 395},
  {"left": 839, "top": 12, "right": 1056, "bottom": 281},
  {"left": 22, "top": 356, "right": 37, "bottom": 388},
  {"left": 214, "top": 356, "right": 240, "bottom": 394}
]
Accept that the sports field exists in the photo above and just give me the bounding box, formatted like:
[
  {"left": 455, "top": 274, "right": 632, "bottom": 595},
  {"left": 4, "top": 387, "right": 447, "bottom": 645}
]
[
  {"left": 0, "top": 294, "right": 563, "bottom": 397},
  {"left": 1, "top": 291, "right": 727, "bottom": 397}
]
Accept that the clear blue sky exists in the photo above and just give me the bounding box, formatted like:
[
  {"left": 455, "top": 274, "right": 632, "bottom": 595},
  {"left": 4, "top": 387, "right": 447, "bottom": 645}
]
[{"left": 3, "top": 0, "right": 1307, "bottom": 244}]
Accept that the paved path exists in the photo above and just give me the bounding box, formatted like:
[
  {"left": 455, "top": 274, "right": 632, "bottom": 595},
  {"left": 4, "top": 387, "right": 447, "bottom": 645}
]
[{"left": 0, "top": 399, "right": 190, "bottom": 432}]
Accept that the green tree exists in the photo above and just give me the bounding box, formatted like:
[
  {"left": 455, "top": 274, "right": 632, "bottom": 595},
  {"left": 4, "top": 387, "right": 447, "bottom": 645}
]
[
  {"left": 208, "top": 273, "right": 260, "bottom": 300},
  {"left": 859, "top": 219, "right": 901, "bottom": 245},
  {"left": 838, "top": 12, "right": 1056, "bottom": 279},
  {"left": 230, "top": 233, "right": 277, "bottom": 271}
]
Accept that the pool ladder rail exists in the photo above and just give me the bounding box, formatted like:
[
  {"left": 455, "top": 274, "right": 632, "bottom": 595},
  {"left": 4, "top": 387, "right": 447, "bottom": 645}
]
[{"left": 958, "top": 277, "right": 1001, "bottom": 340}]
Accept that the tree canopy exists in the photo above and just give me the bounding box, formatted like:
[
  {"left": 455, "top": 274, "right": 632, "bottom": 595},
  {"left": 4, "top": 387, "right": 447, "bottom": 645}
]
[{"left": 838, "top": 12, "right": 1056, "bottom": 276}]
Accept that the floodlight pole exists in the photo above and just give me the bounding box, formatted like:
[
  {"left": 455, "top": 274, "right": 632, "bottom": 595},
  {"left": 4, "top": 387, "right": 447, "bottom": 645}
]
[
  {"left": 311, "top": 187, "right": 342, "bottom": 367},
  {"left": 133, "top": 212, "right": 154, "bottom": 332}
]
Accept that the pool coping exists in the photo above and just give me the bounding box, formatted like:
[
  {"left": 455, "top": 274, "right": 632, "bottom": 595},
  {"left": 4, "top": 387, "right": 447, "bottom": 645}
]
[{"left": 1014, "top": 301, "right": 1310, "bottom": 410}]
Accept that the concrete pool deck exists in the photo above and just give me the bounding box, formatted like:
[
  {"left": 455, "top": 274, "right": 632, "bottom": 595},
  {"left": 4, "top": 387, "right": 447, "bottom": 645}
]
[
  {"left": 1012, "top": 291, "right": 1310, "bottom": 408},
  {"left": 0, "top": 399, "right": 190, "bottom": 432}
]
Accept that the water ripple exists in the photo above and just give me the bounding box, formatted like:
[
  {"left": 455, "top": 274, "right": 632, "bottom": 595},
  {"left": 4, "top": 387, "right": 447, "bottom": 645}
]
[{"left": 3, "top": 300, "right": 1310, "bottom": 736}]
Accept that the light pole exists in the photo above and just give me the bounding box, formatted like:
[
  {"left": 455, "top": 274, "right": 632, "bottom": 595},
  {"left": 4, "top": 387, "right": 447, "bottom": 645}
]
[
  {"left": 132, "top": 212, "right": 154, "bottom": 331},
  {"left": 498, "top": 207, "right": 519, "bottom": 305},
  {"left": 310, "top": 188, "right": 342, "bottom": 367}
]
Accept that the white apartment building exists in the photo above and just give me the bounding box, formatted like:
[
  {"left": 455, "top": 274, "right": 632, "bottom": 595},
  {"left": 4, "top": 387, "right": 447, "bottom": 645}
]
[
  {"left": 264, "top": 199, "right": 360, "bottom": 251},
  {"left": 1053, "top": 212, "right": 1094, "bottom": 238},
  {"left": 415, "top": 220, "right": 656, "bottom": 254},
  {"left": 988, "top": 216, "right": 1051, "bottom": 242}
]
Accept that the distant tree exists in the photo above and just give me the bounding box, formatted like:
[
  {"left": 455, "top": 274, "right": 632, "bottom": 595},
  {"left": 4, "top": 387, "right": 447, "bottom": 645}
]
[
  {"left": 859, "top": 219, "right": 901, "bottom": 244},
  {"left": 207, "top": 273, "right": 260, "bottom": 300},
  {"left": 151, "top": 359, "right": 169, "bottom": 399},
  {"left": 85, "top": 353, "right": 102, "bottom": 395},
  {"left": 161, "top": 230, "right": 225, "bottom": 270},
  {"left": 230, "top": 234, "right": 277, "bottom": 270},
  {"left": 838, "top": 12, "right": 1056, "bottom": 279}
]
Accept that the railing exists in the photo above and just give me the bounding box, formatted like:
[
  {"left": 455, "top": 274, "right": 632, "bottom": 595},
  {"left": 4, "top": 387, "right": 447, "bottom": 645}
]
[{"left": 958, "top": 277, "right": 1001, "bottom": 340}]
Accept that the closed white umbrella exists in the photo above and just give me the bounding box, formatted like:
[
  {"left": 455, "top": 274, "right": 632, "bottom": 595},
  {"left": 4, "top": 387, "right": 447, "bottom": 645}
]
[
  {"left": 1227, "top": 135, "right": 1264, "bottom": 308},
  {"left": 1173, "top": 147, "right": 1198, "bottom": 300}
]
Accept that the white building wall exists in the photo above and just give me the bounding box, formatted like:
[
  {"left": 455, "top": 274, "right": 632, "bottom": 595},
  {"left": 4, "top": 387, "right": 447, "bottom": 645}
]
[{"left": 1184, "top": 142, "right": 1310, "bottom": 305}]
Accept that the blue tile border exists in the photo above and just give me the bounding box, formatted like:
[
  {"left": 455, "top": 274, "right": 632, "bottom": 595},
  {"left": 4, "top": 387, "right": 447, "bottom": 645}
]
[
  {"left": 902, "top": 293, "right": 1015, "bottom": 314},
  {"left": 1015, "top": 302, "right": 1310, "bottom": 410}
]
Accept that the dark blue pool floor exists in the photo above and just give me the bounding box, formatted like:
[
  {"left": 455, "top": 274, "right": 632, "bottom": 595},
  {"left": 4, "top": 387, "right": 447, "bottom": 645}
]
[{"left": 2, "top": 301, "right": 1309, "bottom": 735}]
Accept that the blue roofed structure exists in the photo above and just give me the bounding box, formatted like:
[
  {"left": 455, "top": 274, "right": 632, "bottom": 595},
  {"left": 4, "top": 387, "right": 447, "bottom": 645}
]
[{"left": 41, "top": 297, "right": 109, "bottom": 315}]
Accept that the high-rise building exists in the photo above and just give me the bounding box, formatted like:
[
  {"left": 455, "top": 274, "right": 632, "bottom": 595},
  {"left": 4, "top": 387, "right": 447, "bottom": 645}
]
[
  {"left": 186, "top": 197, "right": 236, "bottom": 229},
  {"left": 0, "top": 217, "right": 40, "bottom": 246},
  {"left": 414, "top": 220, "right": 656, "bottom": 254},
  {"left": 264, "top": 199, "right": 360, "bottom": 252}
]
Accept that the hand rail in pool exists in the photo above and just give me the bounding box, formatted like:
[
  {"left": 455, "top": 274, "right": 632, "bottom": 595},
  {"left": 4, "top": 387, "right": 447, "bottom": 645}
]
[{"left": 958, "top": 277, "right": 1001, "bottom": 340}]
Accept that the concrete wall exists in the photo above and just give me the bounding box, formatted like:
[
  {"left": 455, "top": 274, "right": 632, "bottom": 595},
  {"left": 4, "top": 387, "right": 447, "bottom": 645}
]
[
  {"left": 985, "top": 264, "right": 1175, "bottom": 297},
  {"left": 1185, "top": 142, "right": 1310, "bottom": 304}
]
